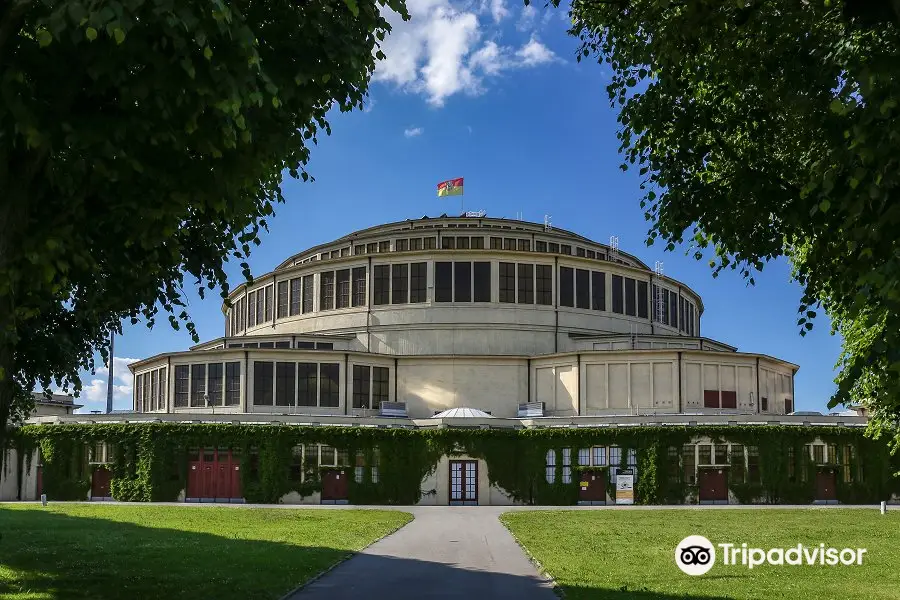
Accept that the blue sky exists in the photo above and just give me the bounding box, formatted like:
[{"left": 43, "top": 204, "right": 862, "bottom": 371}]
[{"left": 79, "top": 0, "right": 843, "bottom": 413}]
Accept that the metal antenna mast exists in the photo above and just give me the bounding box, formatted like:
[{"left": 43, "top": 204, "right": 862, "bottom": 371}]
[{"left": 654, "top": 261, "right": 665, "bottom": 324}]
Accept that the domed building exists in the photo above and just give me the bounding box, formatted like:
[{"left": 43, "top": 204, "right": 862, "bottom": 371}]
[{"left": 8, "top": 215, "right": 884, "bottom": 507}]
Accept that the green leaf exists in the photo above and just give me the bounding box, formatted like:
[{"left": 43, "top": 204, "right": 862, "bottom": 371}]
[
  {"left": 819, "top": 199, "right": 830, "bottom": 213},
  {"left": 829, "top": 99, "right": 843, "bottom": 114},
  {"left": 203, "top": 46, "right": 213, "bottom": 60},
  {"left": 114, "top": 28, "right": 126, "bottom": 45},
  {"left": 85, "top": 27, "right": 98, "bottom": 41},
  {"left": 343, "top": 0, "right": 360, "bottom": 16},
  {"left": 37, "top": 29, "right": 53, "bottom": 48}
]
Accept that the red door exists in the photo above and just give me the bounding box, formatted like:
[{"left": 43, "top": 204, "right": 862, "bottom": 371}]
[
  {"left": 816, "top": 469, "right": 837, "bottom": 501},
  {"left": 201, "top": 449, "right": 215, "bottom": 498},
  {"left": 321, "top": 469, "right": 349, "bottom": 502},
  {"left": 216, "top": 449, "right": 231, "bottom": 500},
  {"left": 91, "top": 468, "right": 112, "bottom": 500},
  {"left": 698, "top": 468, "right": 728, "bottom": 502},
  {"left": 230, "top": 460, "right": 242, "bottom": 500},
  {"left": 579, "top": 469, "right": 607, "bottom": 503}
]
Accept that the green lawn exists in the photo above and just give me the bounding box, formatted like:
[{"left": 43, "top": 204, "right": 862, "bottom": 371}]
[
  {"left": 0, "top": 504, "right": 412, "bottom": 600},
  {"left": 501, "top": 509, "right": 900, "bottom": 600}
]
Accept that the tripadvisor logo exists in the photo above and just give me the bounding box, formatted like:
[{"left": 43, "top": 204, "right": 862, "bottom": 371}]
[{"left": 675, "top": 535, "right": 867, "bottom": 576}]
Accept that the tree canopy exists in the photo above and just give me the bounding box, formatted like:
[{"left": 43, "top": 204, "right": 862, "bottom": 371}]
[
  {"left": 0, "top": 0, "right": 407, "bottom": 443},
  {"left": 567, "top": 1, "right": 899, "bottom": 448}
]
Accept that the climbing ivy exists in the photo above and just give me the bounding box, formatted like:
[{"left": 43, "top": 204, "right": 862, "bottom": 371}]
[{"left": 9, "top": 423, "right": 899, "bottom": 505}]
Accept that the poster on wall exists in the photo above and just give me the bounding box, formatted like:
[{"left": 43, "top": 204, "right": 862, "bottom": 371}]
[{"left": 616, "top": 469, "right": 634, "bottom": 505}]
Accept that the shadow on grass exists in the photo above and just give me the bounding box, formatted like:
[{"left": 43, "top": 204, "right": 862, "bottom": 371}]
[
  {"left": 556, "top": 587, "right": 734, "bottom": 600},
  {"left": 0, "top": 508, "right": 354, "bottom": 600}
]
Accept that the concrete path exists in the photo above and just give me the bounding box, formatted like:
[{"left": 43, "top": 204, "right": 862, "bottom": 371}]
[{"left": 285, "top": 506, "right": 557, "bottom": 600}]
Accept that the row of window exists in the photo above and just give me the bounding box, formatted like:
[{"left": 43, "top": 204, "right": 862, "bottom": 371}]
[
  {"left": 285, "top": 444, "right": 380, "bottom": 485},
  {"left": 173, "top": 363, "right": 242, "bottom": 408},
  {"left": 226, "top": 341, "right": 334, "bottom": 350},
  {"left": 135, "top": 367, "right": 167, "bottom": 412},
  {"left": 545, "top": 446, "right": 638, "bottom": 484},
  {"left": 228, "top": 262, "right": 698, "bottom": 333}
]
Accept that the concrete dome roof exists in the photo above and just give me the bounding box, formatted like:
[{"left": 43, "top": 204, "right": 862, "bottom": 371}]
[{"left": 433, "top": 407, "right": 494, "bottom": 419}]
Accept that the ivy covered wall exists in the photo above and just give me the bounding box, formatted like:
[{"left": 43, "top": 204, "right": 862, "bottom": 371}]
[{"left": 11, "top": 423, "right": 900, "bottom": 505}]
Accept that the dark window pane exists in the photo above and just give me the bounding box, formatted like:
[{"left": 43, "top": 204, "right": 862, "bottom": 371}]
[
  {"left": 669, "top": 291, "right": 678, "bottom": 329},
  {"left": 275, "top": 341, "right": 291, "bottom": 348},
  {"left": 320, "top": 363, "right": 340, "bottom": 407},
  {"left": 302, "top": 275, "right": 314, "bottom": 314},
  {"left": 592, "top": 272, "right": 605, "bottom": 311},
  {"left": 373, "top": 265, "right": 390, "bottom": 305},
  {"left": 264, "top": 285, "right": 273, "bottom": 321},
  {"left": 352, "top": 267, "right": 366, "bottom": 307},
  {"left": 248, "top": 291, "right": 257, "bottom": 327},
  {"left": 320, "top": 272, "right": 335, "bottom": 311},
  {"left": 559, "top": 267, "right": 574, "bottom": 307},
  {"left": 624, "top": 277, "right": 636, "bottom": 316},
  {"left": 435, "top": 262, "right": 453, "bottom": 302},
  {"left": 499, "top": 262, "right": 516, "bottom": 303},
  {"left": 353, "top": 365, "right": 371, "bottom": 409},
  {"left": 297, "top": 363, "right": 317, "bottom": 406},
  {"left": 316, "top": 342, "right": 333, "bottom": 350},
  {"left": 517, "top": 264, "right": 534, "bottom": 304},
  {"left": 392, "top": 263, "right": 409, "bottom": 304},
  {"left": 474, "top": 262, "right": 491, "bottom": 302},
  {"left": 175, "top": 365, "right": 189, "bottom": 407},
  {"left": 336, "top": 269, "right": 350, "bottom": 309},
  {"left": 289, "top": 278, "right": 301, "bottom": 316},
  {"left": 253, "top": 362, "right": 274, "bottom": 406},
  {"left": 442, "top": 236, "right": 455, "bottom": 249},
  {"left": 225, "top": 362, "right": 241, "bottom": 405},
  {"left": 410, "top": 262, "right": 427, "bottom": 303},
  {"left": 612, "top": 275, "right": 624, "bottom": 314},
  {"left": 208, "top": 363, "right": 223, "bottom": 406},
  {"left": 373, "top": 367, "right": 389, "bottom": 407},
  {"left": 454, "top": 262, "right": 472, "bottom": 302},
  {"left": 190, "top": 364, "right": 206, "bottom": 407},
  {"left": 536, "top": 265, "right": 552, "bottom": 305},
  {"left": 471, "top": 236, "right": 484, "bottom": 249},
  {"left": 275, "top": 362, "right": 296, "bottom": 406},
  {"left": 296, "top": 341, "right": 314, "bottom": 349},
  {"left": 276, "top": 281, "right": 288, "bottom": 319},
  {"left": 637, "top": 281, "right": 648, "bottom": 318},
  {"left": 256, "top": 289, "right": 264, "bottom": 324},
  {"left": 258, "top": 342, "right": 274, "bottom": 349},
  {"left": 576, "top": 269, "right": 590, "bottom": 309},
  {"left": 679, "top": 297, "right": 686, "bottom": 332},
  {"left": 662, "top": 289, "right": 670, "bottom": 325}
]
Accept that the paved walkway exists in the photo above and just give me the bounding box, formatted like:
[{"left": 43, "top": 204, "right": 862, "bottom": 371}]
[{"left": 285, "top": 506, "right": 556, "bottom": 600}]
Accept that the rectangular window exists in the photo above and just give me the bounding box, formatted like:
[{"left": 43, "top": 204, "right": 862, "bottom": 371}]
[
  {"left": 562, "top": 448, "right": 572, "bottom": 483},
  {"left": 264, "top": 285, "right": 273, "bottom": 322},
  {"left": 275, "top": 362, "right": 295, "bottom": 406},
  {"left": 611, "top": 275, "right": 624, "bottom": 314},
  {"left": 207, "top": 363, "right": 223, "bottom": 406},
  {"left": 373, "top": 366, "right": 389, "bottom": 407},
  {"left": 761, "top": 396, "right": 769, "bottom": 412},
  {"left": 560, "top": 244, "right": 571, "bottom": 255},
  {"left": 559, "top": 267, "right": 574, "bottom": 307},
  {"left": 454, "top": 262, "right": 471, "bottom": 302},
  {"left": 256, "top": 289, "right": 265, "bottom": 324},
  {"left": 410, "top": 262, "right": 427, "bottom": 303},
  {"left": 471, "top": 236, "right": 484, "bottom": 249},
  {"left": 353, "top": 365, "right": 371, "bottom": 409},
  {"left": 248, "top": 291, "right": 257, "bottom": 328},
  {"left": 253, "top": 362, "right": 274, "bottom": 406},
  {"left": 319, "top": 363, "right": 340, "bottom": 407},
  {"left": 225, "top": 362, "right": 240, "bottom": 406},
  {"left": 442, "top": 236, "right": 455, "bottom": 250},
  {"left": 378, "top": 241, "right": 391, "bottom": 253},
  {"left": 518, "top": 239, "right": 531, "bottom": 252},
  {"left": 499, "top": 262, "right": 516, "bottom": 303},
  {"left": 637, "top": 281, "right": 648, "bottom": 319},
  {"left": 624, "top": 277, "right": 636, "bottom": 317},
  {"left": 320, "top": 272, "right": 335, "bottom": 311},
  {"left": 435, "top": 262, "right": 453, "bottom": 302},
  {"left": 336, "top": 269, "right": 351, "bottom": 309},
  {"left": 748, "top": 446, "right": 760, "bottom": 483},
  {"left": 578, "top": 448, "right": 591, "bottom": 466},
  {"left": 456, "top": 236, "right": 469, "bottom": 249},
  {"left": 289, "top": 278, "right": 301, "bottom": 316},
  {"left": 474, "top": 262, "right": 491, "bottom": 302},
  {"left": 395, "top": 238, "right": 408, "bottom": 252},
  {"left": 302, "top": 275, "right": 314, "bottom": 313},
  {"left": 591, "top": 271, "right": 605, "bottom": 311},
  {"left": 679, "top": 297, "right": 686, "bottom": 332},
  {"left": 410, "top": 237, "right": 423, "bottom": 251},
  {"left": 715, "top": 444, "right": 728, "bottom": 465},
  {"left": 703, "top": 389, "right": 720, "bottom": 408},
  {"left": 662, "top": 289, "right": 670, "bottom": 325},
  {"left": 354, "top": 245, "right": 365, "bottom": 255},
  {"left": 536, "top": 265, "right": 552, "bottom": 305},
  {"left": 352, "top": 267, "right": 366, "bottom": 307},
  {"left": 297, "top": 363, "right": 318, "bottom": 406},
  {"left": 517, "top": 263, "right": 534, "bottom": 304},
  {"left": 424, "top": 237, "right": 437, "bottom": 250},
  {"left": 721, "top": 390, "right": 737, "bottom": 409},
  {"left": 545, "top": 449, "right": 556, "bottom": 484},
  {"left": 175, "top": 365, "right": 189, "bottom": 407},
  {"left": 391, "top": 263, "right": 409, "bottom": 304},
  {"left": 698, "top": 444, "right": 712, "bottom": 465},
  {"left": 136, "top": 373, "right": 143, "bottom": 411},
  {"left": 535, "top": 240, "right": 547, "bottom": 252},
  {"left": 548, "top": 242, "right": 559, "bottom": 253},
  {"left": 367, "top": 242, "right": 377, "bottom": 254},
  {"left": 813, "top": 444, "right": 825, "bottom": 465},
  {"left": 504, "top": 238, "right": 515, "bottom": 251},
  {"left": 276, "top": 282, "right": 288, "bottom": 319},
  {"left": 669, "top": 292, "right": 678, "bottom": 329},
  {"left": 373, "top": 265, "right": 390, "bottom": 305},
  {"left": 490, "top": 237, "right": 503, "bottom": 250},
  {"left": 609, "top": 446, "right": 622, "bottom": 467},
  {"left": 150, "top": 370, "right": 158, "bottom": 411},
  {"left": 143, "top": 373, "right": 151, "bottom": 410},
  {"left": 575, "top": 269, "right": 590, "bottom": 309},
  {"left": 592, "top": 446, "right": 607, "bottom": 465},
  {"left": 683, "top": 445, "right": 696, "bottom": 484},
  {"left": 190, "top": 364, "right": 206, "bottom": 407}
]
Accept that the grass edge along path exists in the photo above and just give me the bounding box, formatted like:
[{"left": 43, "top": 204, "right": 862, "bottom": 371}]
[
  {"left": 0, "top": 504, "right": 413, "bottom": 600},
  {"left": 500, "top": 508, "right": 900, "bottom": 600}
]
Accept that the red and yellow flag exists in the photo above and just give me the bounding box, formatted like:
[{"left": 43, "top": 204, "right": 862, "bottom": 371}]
[{"left": 437, "top": 178, "right": 464, "bottom": 197}]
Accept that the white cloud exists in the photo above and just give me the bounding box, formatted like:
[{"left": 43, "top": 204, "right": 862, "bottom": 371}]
[
  {"left": 363, "top": 97, "right": 376, "bottom": 113},
  {"left": 76, "top": 356, "right": 138, "bottom": 413},
  {"left": 516, "top": 35, "right": 557, "bottom": 67},
  {"left": 404, "top": 126, "right": 424, "bottom": 137},
  {"left": 373, "top": 0, "right": 559, "bottom": 105},
  {"left": 516, "top": 4, "right": 536, "bottom": 31}
]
